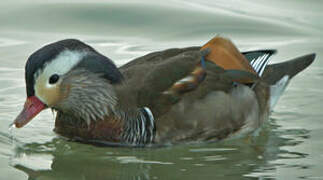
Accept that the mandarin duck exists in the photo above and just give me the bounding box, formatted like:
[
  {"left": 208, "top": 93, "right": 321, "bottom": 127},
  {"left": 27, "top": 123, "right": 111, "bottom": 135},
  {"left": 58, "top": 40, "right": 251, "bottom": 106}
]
[{"left": 13, "top": 37, "right": 315, "bottom": 146}]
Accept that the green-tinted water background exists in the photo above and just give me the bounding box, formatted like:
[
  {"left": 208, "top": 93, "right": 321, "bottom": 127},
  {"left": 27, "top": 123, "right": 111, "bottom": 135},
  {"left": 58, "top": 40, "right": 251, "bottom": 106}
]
[{"left": 0, "top": 0, "right": 322, "bottom": 179}]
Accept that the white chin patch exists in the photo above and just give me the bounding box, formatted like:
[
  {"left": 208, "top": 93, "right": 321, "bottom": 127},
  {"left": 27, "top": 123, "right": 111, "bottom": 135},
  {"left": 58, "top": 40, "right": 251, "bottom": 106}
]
[{"left": 270, "top": 75, "right": 290, "bottom": 111}]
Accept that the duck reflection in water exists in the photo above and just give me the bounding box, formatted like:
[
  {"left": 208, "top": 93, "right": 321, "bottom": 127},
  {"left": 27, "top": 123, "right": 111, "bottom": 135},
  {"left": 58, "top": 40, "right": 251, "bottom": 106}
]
[{"left": 12, "top": 122, "right": 310, "bottom": 180}]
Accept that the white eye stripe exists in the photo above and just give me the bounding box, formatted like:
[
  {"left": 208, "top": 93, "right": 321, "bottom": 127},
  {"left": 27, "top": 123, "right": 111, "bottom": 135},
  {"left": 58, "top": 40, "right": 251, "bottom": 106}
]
[
  {"left": 44, "top": 50, "right": 86, "bottom": 77},
  {"left": 34, "top": 50, "right": 87, "bottom": 84},
  {"left": 34, "top": 50, "right": 88, "bottom": 102}
]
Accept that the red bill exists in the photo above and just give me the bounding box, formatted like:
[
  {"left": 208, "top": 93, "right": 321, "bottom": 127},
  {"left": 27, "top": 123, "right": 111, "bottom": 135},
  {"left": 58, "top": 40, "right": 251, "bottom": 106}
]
[{"left": 13, "top": 96, "right": 46, "bottom": 128}]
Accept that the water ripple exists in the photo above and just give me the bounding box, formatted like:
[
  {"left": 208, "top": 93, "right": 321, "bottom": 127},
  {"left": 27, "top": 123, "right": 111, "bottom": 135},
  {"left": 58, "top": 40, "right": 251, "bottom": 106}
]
[
  {"left": 115, "top": 156, "right": 174, "bottom": 165},
  {"left": 189, "top": 148, "right": 237, "bottom": 152},
  {"left": 0, "top": 38, "right": 26, "bottom": 47}
]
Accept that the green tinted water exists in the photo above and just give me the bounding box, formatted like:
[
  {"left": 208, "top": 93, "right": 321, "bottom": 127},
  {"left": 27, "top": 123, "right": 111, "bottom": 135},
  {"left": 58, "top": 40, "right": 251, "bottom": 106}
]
[{"left": 0, "top": 1, "right": 322, "bottom": 179}]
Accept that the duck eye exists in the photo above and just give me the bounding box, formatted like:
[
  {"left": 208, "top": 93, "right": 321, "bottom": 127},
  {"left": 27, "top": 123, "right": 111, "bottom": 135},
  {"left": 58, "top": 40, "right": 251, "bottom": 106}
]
[{"left": 49, "top": 74, "right": 60, "bottom": 84}]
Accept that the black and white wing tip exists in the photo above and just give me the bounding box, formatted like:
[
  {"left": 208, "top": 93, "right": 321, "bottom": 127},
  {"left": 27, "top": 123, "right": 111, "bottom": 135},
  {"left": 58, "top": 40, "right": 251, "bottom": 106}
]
[{"left": 243, "top": 50, "right": 276, "bottom": 77}]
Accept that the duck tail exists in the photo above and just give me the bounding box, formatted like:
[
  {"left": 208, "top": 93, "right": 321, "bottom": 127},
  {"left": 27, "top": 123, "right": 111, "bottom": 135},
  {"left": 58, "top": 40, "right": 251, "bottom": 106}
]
[{"left": 261, "top": 53, "right": 316, "bottom": 110}]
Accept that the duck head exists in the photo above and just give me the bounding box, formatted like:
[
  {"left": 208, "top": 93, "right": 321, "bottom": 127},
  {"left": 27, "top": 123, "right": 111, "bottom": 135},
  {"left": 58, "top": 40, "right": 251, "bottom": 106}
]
[{"left": 14, "top": 39, "right": 123, "bottom": 128}]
